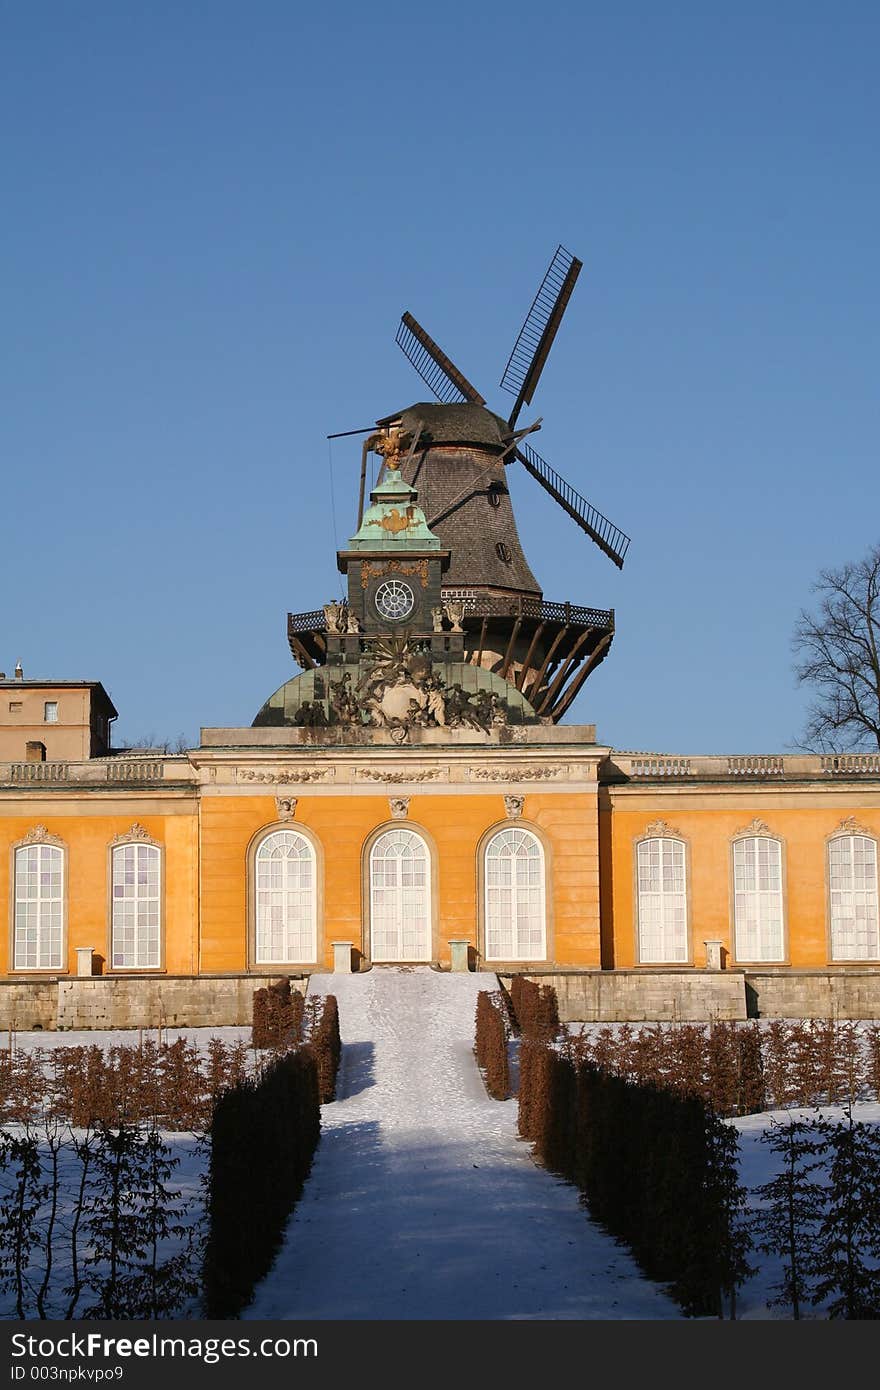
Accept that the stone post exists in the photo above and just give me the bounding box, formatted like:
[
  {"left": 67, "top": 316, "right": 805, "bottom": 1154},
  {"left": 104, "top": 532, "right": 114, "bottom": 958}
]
[
  {"left": 703, "top": 940, "right": 724, "bottom": 971},
  {"left": 75, "top": 947, "right": 94, "bottom": 978},
  {"left": 332, "top": 941, "right": 353, "bottom": 974},
  {"left": 449, "top": 940, "right": 471, "bottom": 972}
]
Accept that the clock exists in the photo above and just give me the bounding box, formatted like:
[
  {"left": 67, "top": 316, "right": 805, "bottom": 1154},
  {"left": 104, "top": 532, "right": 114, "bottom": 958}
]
[{"left": 374, "top": 579, "right": 416, "bottom": 622}]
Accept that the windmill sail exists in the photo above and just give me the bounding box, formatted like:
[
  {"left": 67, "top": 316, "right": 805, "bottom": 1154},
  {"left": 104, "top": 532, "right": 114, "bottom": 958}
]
[
  {"left": 516, "top": 440, "right": 630, "bottom": 569},
  {"left": 396, "top": 312, "right": 486, "bottom": 406},
  {"left": 500, "top": 245, "right": 583, "bottom": 428}
]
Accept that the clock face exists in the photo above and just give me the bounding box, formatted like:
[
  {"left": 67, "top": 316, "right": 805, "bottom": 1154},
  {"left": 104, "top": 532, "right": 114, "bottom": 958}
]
[{"left": 374, "top": 579, "right": 416, "bottom": 622}]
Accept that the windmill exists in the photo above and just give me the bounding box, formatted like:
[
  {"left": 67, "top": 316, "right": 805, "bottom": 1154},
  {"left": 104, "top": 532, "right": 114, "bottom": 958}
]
[
  {"left": 393, "top": 244, "right": 630, "bottom": 570},
  {"left": 285, "top": 247, "right": 624, "bottom": 723}
]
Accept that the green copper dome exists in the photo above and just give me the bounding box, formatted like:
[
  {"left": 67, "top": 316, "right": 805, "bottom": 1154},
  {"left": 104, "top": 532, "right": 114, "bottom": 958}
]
[{"left": 347, "top": 467, "right": 441, "bottom": 552}]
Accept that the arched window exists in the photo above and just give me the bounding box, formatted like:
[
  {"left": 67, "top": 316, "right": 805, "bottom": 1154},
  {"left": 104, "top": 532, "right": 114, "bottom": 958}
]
[
  {"left": 636, "top": 837, "right": 687, "bottom": 963},
  {"left": 828, "top": 834, "right": 879, "bottom": 961},
  {"left": 732, "top": 836, "right": 785, "bottom": 962},
  {"left": 369, "top": 828, "right": 431, "bottom": 962},
  {"left": 111, "top": 842, "right": 162, "bottom": 969},
  {"left": 484, "top": 827, "right": 546, "bottom": 962},
  {"left": 254, "top": 830, "right": 317, "bottom": 965},
  {"left": 14, "top": 843, "right": 64, "bottom": 970}
]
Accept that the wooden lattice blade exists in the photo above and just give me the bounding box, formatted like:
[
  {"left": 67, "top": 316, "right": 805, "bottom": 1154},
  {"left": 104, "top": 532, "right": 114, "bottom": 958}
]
[
  {"left": 500, "top": 245, "right": 583, "bottom": 428},
  {"left": 396, "top": 312, "right": 486, "bottom": 405},
  {"left": 516, "top": 441, "right": 630, "bottom": 569}
]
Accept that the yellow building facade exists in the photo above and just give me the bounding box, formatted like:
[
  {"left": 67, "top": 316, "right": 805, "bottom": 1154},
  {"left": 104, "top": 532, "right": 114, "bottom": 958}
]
[
  {"left": 3, "top": 717, "right": 880, "bottom": 1029},
  {"left": 2, "top": 407, "right": 879, "bottom": 1026}
]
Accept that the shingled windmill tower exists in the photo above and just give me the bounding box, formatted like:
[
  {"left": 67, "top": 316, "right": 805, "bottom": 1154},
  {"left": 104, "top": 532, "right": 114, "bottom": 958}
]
[{"left": 272, "top": 246, "right": 630, "bottom": 729}]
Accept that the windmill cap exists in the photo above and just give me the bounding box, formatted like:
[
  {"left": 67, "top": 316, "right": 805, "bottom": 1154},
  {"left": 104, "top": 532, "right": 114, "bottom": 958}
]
[{"left": 377, "top": 402, "right": 511, "bottom": 451}]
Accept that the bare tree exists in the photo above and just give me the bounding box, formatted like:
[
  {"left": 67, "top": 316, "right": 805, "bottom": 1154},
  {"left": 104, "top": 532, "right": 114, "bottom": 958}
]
[{"left": 792, "top": 543, "right": 880, "bottom": 751}]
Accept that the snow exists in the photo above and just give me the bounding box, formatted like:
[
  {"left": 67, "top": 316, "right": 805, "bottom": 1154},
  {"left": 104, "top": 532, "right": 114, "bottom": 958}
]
[
  {"left": 242, "top": 967, "right": 682, "bottom": 1321},
  {"left": 5, "top": 1025, "right": 251, "bottom": 1053},
  {"left": 3, "top": 992, "right": 878, "bottom": 1320},
  {"left": 732, "top": 1102, "right": 880, "bottom": 1320}
]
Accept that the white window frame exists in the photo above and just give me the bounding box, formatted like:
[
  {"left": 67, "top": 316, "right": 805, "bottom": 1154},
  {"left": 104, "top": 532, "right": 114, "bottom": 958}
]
[
  {"left": 636, "top": 837, "right": 688, "bottom": 963},
  {"left": 732, "top": 835, "right": 785, "bottom": 963},
  {"left": 484, "top": 826, "right": 547, "bottom": 962},
  {"left": 110, "top": 841, "right": 162, "bottom": 970},
  {"left": 369, "top": 827, "right": 431, "bottom": 963},
  {"left": 13, "top": 843, "right": 65, "bottom": 971},
  {"left": 254, "top": 829, "right": 318, "bottom": 965},
  {"left": 44, "top": 701, "right": 58, "bottom": 723},
  {"left": 828, "top": 833, "right": 880, "bottom": 962}
]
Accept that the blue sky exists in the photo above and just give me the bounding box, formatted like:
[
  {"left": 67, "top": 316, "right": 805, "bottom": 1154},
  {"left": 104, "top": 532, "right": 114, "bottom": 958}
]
[{"left": 2, "top": 2, "right": 877, "bottom": 752}]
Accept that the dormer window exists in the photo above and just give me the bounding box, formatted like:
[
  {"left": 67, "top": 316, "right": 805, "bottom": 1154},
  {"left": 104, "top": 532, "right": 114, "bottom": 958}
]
[{"left": 44, "top": 702, "right": 58, "bottom": 723}]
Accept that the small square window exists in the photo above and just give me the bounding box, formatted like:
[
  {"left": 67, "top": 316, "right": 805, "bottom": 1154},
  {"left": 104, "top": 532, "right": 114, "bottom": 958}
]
[
  {"left": 9, "top": 701, "right": 22, "bottom": 712},
  {"left": 44, "top": 702, "right": 58, "bottom": 723}
]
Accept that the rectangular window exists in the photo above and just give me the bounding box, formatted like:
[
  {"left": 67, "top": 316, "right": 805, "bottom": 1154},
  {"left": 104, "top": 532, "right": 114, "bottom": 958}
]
[
  {"left": 637, "top": 838, "right": 688, "bottom": 962},
  {"left": 8, "top": 701, "right": 22, "bottom": 712},
  {"left": 44, "top": 702, "right": 58, "bottom": 723},
  {"left": 111, "top": 843, "right": 162, "bottom": 969},
  {"left": 733, "top": 836, "right": 785, "bottom": 962},
  {"left": 829, "top": 835, "right": 880, "bottom": 961},
  {"left": 14, "top": 844, "right": 64, "bottom": 970}
]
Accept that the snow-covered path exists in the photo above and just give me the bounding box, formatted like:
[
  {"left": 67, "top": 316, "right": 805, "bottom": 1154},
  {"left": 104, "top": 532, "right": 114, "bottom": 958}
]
[{"left": 243, "top": 967, "right": 681, "bottom": 1320}]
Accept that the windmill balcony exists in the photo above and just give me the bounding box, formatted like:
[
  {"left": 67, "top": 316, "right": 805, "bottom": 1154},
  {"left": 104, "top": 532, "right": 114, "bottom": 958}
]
[{"left": 287, "top": 596, "right": 615, "bottom": 723}]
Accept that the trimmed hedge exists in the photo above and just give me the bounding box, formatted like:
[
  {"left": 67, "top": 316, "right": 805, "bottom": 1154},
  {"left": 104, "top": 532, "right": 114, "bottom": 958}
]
[
  {"left": 203, "top": 1049, "right": 320, "bottom": 1317},
  {"left": 508, "top": 976, "right": 560, "bottom": 1042},
  {"left": 518, "top": 1044, "right": 750, "bottom": 1317},
  {"left": 474, "top": 991, "right": 510, "bottom": 1100},
  {"left": 252, "top": 978, "right": 305, "bottom": 1050},
  {"left": 312, "top": 995, "right": 342, "bottom": 1104}
]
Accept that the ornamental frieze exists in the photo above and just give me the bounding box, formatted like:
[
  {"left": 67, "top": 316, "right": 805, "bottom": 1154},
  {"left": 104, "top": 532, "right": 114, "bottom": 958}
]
[
  {"left": 355, "top": 767, "right": 448, "bottom": 784},
  {"left": 360, "top": 559, "right": 430, "bottom": 590},
  {"left": 235, "top": 768, "right": 335, "bottom": 784},
  {"left": 468, "top": 766, "right": 564, "bottom": 783}
]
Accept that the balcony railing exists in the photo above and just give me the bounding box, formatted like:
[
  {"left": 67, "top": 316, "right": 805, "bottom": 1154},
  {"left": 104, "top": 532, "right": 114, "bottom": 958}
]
[
  {"left": 609, "top": 751, "right": 880, "bottom": 781},
  {"left": 0, "top": 758, "right": 192, "bottom": 786}
]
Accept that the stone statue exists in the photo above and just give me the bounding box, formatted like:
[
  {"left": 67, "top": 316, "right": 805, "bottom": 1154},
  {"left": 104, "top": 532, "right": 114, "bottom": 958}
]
[
  {"left": 443, "top": 600, "right": 464, "bottom": 633},
  {"left": 425, "top": 674, "right": 447, "bottom": 726},
  {"left": 488, "top": 691, "right": 509, "bottom": 726},
  {"left": 329, "top": 673, "right": 359, "bottom": 725},
  {"left": 323, "top": 601, "right": 345, "bottom": 635},
  {"left": 431, "top": 606, "right": 445, "bottom": 633},
  {"left": 346, "top": 610, "right": 361, "bottom": 634}
]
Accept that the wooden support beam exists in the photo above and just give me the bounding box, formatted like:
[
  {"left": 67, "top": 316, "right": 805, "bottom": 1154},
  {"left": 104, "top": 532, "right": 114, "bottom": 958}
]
[
  {"left": 516, "top": 621, "right": 545, "bottom": 692},
  {"left": 290, "top": 636, "right": 316, "bottom": 671},
  {"left": 535, "top": 626, "right": 594, "bottom": 715},
  {"left": 526, "top": 625, "right": 568, "bottom": 705},
  {"left": 474, "top": 616, "right": 488, "bottom": 670},
  {"left": 553, "top": 632, "right": 613, "bottom": 720},
  {"left": 499, "top": 616, "right": 522, "bottom": 681}
]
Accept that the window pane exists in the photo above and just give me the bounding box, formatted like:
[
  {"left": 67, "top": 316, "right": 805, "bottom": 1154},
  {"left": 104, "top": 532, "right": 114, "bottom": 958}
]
[
  {"left": 369, "top": 829, "right": 430, "bottom": 962},
  {"left": 733, "top": 837, "right": 784, "bottom": 962},
  {"left": 14, "top": 844, "right": 64, "bottom": 970},
  {"left": 637, "top": 838, "right": 687, "bottom": 962},
  {"left": 485, "top": 828, "right": 546, "bottom": 962},
  {"left": 255, "top": 830, "right": 317, "bottom": 964},
  {"left": 111, "top": 843, "right": 162, "bottom": 968},
  {"left": 829, "top": 836, "right": 879, "bottom": 961}
]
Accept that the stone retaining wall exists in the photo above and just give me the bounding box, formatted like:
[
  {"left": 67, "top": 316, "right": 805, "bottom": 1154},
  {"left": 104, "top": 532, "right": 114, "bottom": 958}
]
[
  {"left": 500, "top": 970, "right": 748, "bottom": 1022},
  {"left": 744, "top": 971, "right": 880, "bottom": 1020},
  {"left": 0, "top": 974, "right": 309, "bottom": 1031}
]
